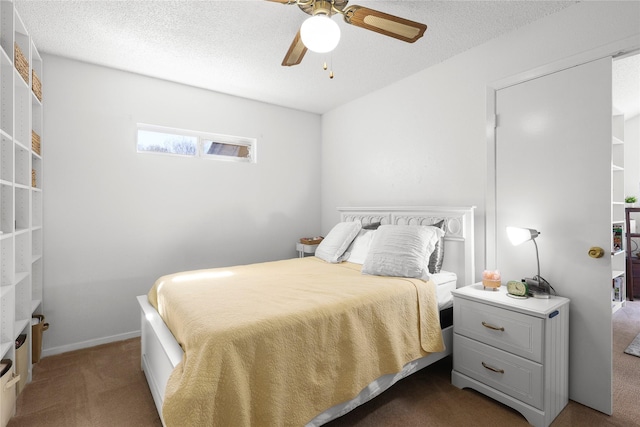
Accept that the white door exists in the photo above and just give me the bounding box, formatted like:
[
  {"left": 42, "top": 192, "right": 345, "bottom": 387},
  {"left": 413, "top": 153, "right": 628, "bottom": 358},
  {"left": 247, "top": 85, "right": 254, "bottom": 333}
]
[{"left": 493, "top": 57, "right": 613, "bottom": 414}]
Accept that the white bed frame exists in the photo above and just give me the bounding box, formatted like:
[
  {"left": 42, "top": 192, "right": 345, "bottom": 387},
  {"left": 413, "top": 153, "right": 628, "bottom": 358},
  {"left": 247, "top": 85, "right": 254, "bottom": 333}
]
[{"left": 137, "top": 206, "right": 476, "bottom": 425}]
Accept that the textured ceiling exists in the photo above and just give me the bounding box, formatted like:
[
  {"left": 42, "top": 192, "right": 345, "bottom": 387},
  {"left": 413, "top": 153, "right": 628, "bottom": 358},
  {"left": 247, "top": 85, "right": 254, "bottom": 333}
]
[
  {"left": 613, "top": 53, "right": 640, "bottom": 119},
  {"left": 13, "top": 1, "right": 634, "bottom": 116}
]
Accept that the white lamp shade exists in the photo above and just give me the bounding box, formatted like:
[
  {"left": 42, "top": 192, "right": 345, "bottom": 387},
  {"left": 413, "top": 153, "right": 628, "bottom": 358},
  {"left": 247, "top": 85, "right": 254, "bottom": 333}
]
[
  {"left": 300, "top": 15, "right": 341, "bottom": 53},
  {"left": 506, "top": 226, "right": 540, "bottom": 246}
]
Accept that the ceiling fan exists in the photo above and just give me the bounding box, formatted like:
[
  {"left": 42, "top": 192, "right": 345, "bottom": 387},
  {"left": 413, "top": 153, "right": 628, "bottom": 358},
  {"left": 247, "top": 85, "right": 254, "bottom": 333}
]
[{"left": 268, "top": 0, "right": 428, "bottom": 67}]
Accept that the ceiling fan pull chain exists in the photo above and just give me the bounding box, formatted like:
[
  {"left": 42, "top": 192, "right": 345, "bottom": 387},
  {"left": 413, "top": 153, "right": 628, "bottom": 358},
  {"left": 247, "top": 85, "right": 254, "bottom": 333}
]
[{"left": 321, "top": 54, "right": 334, "bottom": 79}]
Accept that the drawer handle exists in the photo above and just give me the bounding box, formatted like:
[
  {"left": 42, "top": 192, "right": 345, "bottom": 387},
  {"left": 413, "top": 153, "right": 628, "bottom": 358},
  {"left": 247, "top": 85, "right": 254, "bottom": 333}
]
[
  {"left": 481, "top": 321, "right": 505, "bottom": 332},
  {"left": 482, "top": 361, "right": 505, "bottom": 374}
]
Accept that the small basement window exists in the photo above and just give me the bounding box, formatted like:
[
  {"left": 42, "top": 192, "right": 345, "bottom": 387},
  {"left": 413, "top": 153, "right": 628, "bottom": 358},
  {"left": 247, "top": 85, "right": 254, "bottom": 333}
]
[
  {"left": 137, "top": 128, "right": 197, "bottom": 156},
  {"left": 137, "top": 123, "right": 256, "bottom": 163},
  {"left": 202, "top": 138, "right": 254, "bottom": 162}
]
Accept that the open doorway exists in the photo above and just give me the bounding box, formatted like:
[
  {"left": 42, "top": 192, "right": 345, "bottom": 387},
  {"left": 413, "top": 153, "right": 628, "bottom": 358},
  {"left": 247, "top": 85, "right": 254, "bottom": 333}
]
[
  {"left": 612, "top": 51, "right": 640, "bottom": 422},
  {"left": 613, "top": 52, "right": 640, "bottom": 300},
  {"left": 613, "top": 52, "right": 639, "bottom": 202}
]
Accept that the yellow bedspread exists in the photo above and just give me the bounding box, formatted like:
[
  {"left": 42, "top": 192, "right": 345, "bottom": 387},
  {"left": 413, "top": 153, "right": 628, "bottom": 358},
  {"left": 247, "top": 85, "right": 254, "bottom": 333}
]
[{"left": 148, "top": 257, "right": 444, "bottom": 427}]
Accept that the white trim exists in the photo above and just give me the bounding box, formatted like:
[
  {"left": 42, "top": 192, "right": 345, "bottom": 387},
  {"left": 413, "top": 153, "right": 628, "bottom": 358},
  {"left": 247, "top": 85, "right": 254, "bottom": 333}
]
[
  {"left": 491, "top": 35, "right": 640, "bottom": 91},
  {"left": 41, "top": 330, "right": 141, "bottom": 358},
  {"left": 485, "top": 87, "right": 497, "bottom": 269}
]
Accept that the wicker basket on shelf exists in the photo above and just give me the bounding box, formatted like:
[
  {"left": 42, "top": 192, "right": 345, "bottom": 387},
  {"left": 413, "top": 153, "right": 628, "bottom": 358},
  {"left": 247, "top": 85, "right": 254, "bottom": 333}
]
[
  {"left": 14, "top": 43, "right": 29, "bottom": 84},
  {"left": 32, "top": 131, "right": 41, "bottom": 155},
  {"left": 32, "top": 70, "right": 42, "bottom": 101},
  {"left": 31, "top": 169, "right": 36, "bottom": 188}
]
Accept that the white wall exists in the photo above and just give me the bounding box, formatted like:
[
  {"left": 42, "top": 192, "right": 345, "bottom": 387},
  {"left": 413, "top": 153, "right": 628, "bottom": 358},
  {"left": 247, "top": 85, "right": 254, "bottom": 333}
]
[
  {"left": 626, "top": 115, "right": 640, "bottom": 258},
  {"left": 41, "top": 56, "right": 321, "bottom": 354},
  {"left": 321, "top": 1, "right": 640, "bottom": 281},
  {"left": 625, "top": 114, "right": 640, "bottom": 199}
]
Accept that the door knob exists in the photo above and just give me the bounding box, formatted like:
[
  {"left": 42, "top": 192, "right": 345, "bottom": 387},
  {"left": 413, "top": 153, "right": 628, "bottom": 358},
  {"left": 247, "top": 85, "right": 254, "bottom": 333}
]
[{"left": 588, "top": 247, "right": 605, "bottom": 258}]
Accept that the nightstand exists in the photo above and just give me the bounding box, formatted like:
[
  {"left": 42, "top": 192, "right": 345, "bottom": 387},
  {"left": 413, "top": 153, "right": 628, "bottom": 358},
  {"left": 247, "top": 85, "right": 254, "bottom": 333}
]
[
  {"left": 451, "top": 283, "right": 570, "bottom": 427},
  {"left": 296, "top": 242, "right": 319, "bottom": 258}
]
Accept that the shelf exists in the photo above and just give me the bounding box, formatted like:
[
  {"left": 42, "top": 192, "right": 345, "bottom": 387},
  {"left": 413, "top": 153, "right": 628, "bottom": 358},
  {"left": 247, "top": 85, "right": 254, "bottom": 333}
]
[
  {"left": 612, "top": 301, "right": 625, "bottom": 314},
  {"left": 13, "top": 140, "right": 29, "bottom": 151},
  {"left": 13, "top": 69, "right": 28, "bottom": 91},
  {"left": 0, "top": 1, "right": 43, "bottom": 400},
  {"left": 31, "top": 91, "right": 41, "bottom": 106},
  {"left": 0, "top": 48, "right": 9, "bottom": 68},
  {"left": 0, "top": 341, "right": 11, "bottom": 359},
  {"left": 14, "top": 227, "right": 28, "bottom": 236},
  {"left": 0, "top": 285, "right": 11, "bottom": 298},
  {"left": 0, "top": 135, "right": 12, "bottom": 183},
  {"left": 14, "top": 317, "right": 29, "bottom": 336},
  {"left": 14, "top": 271, "right": 28, "bottom": 285},
  {"left": 612, "top": 98, "right": 626, "bottom": 308}
]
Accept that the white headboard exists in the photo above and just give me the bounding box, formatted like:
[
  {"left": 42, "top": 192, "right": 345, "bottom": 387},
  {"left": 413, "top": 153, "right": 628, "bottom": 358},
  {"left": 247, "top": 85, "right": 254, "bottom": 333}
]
[{"left": 338, "top": 206, "right": 476, "bottom": 287}]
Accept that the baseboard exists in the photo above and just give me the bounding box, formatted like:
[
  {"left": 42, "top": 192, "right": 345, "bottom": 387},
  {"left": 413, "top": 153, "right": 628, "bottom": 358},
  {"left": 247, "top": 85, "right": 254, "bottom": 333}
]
[{"left": 41, "top": 330, "right": 141, "bottom": 357}]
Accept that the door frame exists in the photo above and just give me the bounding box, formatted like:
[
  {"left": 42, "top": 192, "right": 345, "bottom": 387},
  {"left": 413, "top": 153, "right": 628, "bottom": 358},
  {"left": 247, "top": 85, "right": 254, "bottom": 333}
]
[
  {"left": 485, "top": 35, "right": 640, "bottom": 415},
  {"left": 486, "top": 35, "right": 640, "bottom": 268}
]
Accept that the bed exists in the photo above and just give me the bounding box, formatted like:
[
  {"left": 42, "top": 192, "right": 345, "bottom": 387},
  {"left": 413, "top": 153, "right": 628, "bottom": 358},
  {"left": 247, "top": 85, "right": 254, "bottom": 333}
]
[{"left": 137, "top": 206, "right": 475, "bottom": 426}]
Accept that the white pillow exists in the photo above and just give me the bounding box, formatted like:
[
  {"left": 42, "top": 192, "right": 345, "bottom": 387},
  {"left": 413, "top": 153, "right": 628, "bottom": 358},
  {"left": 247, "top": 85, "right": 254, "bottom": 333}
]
[
  {"left": 362, "top": 225, "right": 444, "bottom": 279},
  {"left": 344, "top": 229, "right": 376, "bottom": 264},
  {"left": 315, "top": 221, "right": 362, "bottom": 263}
]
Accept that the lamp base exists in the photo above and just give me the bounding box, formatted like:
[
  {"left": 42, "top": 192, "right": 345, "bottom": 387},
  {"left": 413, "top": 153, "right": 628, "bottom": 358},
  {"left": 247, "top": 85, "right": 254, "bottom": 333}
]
[
  {"left": 525, "top": 278, "right": 550, "bottom": 299},
  {"left": 531, "top": 291, "right": 550, "bottom": 299}
]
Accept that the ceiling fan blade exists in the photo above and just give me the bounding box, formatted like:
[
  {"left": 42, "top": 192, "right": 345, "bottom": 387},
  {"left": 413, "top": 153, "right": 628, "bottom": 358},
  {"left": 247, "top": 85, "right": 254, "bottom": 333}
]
[
  {"left": 343, "top": 6, "right": 427, "bottom": 43},
  {"left": 265, "top": 0, "right": 295, "bottom": 4},
  {"left": 282, "top": 30, "right": 307, "bottom": 67}
]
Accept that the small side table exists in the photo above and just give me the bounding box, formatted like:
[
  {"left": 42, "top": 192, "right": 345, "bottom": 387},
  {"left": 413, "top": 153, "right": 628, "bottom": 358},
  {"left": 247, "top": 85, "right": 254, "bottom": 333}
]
[
  {"left": 451, "top": 283, "right": 570, "bottom": 427},
  {"left": 296, "top": 243, "right": 319, "bottom": 258}
]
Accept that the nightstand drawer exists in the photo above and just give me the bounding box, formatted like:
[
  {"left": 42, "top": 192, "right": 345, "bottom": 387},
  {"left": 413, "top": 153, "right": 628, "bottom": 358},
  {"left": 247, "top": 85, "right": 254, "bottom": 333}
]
[
  {"left": 454, "top": 334, "right": 543, "bottom": 410},
  {"left": 454, "top": 297, "right": 544, "bottom": 362}
]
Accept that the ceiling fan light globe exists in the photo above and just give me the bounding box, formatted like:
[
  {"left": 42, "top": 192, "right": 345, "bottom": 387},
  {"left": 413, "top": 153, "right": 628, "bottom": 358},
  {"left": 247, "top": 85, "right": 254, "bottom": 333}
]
[{"left": 300, "top": 15, "right": 341, "bottom": 53}]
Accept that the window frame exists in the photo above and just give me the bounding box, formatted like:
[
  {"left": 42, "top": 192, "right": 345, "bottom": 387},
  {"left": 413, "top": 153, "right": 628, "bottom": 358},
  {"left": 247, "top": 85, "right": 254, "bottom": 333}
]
[
  {"left": 136, "top": 124, "right": 198, "bottom": 157},
  {"left": 200, "top": 134, "right": 256, "bottom": 164},
  {"left": 136, "top": 123, "right": 257, "bottom": 163}
]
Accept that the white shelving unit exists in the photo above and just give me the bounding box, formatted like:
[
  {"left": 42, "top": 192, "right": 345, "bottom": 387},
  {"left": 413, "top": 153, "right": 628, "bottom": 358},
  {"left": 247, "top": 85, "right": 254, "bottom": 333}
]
[
  {"left": 0, "top": 1, "right": 43, "bottom": 424},
  {"left": 611, "top": 109, "right": 625, "bottom": 313}
]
